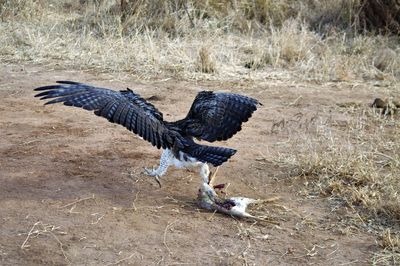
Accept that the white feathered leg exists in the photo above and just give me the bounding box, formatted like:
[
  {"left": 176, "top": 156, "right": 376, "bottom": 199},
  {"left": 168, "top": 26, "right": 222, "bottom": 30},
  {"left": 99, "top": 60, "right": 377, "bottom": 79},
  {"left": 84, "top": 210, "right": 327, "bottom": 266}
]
[
  {"left": 145, "top": 150, "right": 209, "bottom": 187},
  {"left": 144, "top": 149, "right": 173, "bottom": 187},
  {"left": 200, "top": 163, "right": 210, "bottom": 184}
]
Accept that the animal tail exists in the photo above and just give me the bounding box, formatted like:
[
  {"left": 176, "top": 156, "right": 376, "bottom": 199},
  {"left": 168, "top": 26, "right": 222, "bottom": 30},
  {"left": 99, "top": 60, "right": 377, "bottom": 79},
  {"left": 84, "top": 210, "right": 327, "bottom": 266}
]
[{"left": 185, "top": 143, "right": 237, "bottom": 167}]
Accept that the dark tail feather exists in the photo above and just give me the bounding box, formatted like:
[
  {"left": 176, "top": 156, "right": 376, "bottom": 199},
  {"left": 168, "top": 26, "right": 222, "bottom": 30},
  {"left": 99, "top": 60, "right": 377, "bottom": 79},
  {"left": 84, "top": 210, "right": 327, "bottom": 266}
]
[{"left": 185, "top": 143, "right": 236, "bottom": 166}]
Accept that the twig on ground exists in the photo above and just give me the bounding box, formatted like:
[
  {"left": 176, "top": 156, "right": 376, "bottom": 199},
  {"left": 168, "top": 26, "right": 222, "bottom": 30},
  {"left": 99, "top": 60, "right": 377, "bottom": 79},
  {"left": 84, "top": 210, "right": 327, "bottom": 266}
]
[
  {"left": 21, "top": 221, "right": 69, "bottom": 263},
  {"left": 106, "top": 253, "right": 136, "bottom": 266},
  {"left": 21, "top": 221, "right": 41, "bottom": 249},
  {"left": 58, "top": 194, "right": 95, "bottom": 209},
  {"left": 131, "top": 191, "right": 140, "bottom": 212},
  {"left": 163, "top": 220, "right": 178, "bottom": 255},
  {"left": 288, "top": 95, "right": 303, "bottom": 106}
]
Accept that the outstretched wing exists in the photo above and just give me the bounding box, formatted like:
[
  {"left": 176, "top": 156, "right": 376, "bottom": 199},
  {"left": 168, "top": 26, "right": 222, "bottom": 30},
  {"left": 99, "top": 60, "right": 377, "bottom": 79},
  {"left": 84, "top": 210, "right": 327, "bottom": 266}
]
[
  {"left": 180, "top": 91, "right": 260, "bottom": 142},
  {"left": 34, "top": 81, "right": 177, "bottom": 149}
]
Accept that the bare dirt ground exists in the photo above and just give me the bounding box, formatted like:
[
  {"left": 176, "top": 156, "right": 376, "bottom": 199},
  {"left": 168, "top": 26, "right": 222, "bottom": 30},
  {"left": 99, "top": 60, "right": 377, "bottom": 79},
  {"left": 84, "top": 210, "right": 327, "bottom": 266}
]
[{"left": 0, "top": 63, "right": 383, "bottom": 265}]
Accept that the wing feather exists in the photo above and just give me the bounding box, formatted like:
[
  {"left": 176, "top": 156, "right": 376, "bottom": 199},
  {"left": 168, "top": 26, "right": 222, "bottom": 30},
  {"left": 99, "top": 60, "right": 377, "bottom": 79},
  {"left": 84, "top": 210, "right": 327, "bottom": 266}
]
[
  {"left": 34, "top": 81, "right": 177, "bottom": 149},
  {"left": 130, "top": 111, "right": 138, "bottom": 134},
  {"left": 112, "top": 102, "right": 125, "bottom": 123},
  {"left": 178, "top": 91, "right": 260, "bottom": 142},
  {"left": 124, "top": 107, "right": 134, "bottom": 131}
]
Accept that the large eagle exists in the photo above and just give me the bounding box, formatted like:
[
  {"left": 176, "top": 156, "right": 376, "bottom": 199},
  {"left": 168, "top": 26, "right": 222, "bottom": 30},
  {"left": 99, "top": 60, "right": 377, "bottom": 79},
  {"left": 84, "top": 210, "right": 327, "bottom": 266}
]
[{"left": 34, "top": 81, "right": 260, "bottom": 186}]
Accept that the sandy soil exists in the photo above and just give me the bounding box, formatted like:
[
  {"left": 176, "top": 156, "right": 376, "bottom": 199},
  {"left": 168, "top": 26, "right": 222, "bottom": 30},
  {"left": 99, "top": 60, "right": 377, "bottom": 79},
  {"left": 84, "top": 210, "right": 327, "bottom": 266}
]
[{"left": 0, "top": 63, "right": 381, "bottom": 265}]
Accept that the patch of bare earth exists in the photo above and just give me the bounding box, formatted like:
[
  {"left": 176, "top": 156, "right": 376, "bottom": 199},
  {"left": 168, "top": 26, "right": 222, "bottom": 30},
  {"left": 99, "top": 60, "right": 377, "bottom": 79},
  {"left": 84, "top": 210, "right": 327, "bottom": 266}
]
[{"left": 1, "top": 63, "right": 391, "bottom": 265}]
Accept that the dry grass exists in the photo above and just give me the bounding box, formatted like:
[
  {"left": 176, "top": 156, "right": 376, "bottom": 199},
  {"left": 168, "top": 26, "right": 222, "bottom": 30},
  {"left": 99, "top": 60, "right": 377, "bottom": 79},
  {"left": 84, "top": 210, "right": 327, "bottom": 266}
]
[
  {"left": 372, "top": 229, "right": 400, "bottom": 265},
  {"left": 270, "top": 106, "right": 400, "bottom": 262},
  {"left": 0, "top": 0, "right": 399, "bottom": 81},
  {"left": 274, "top": 108, "right": 400, "bottom": 224},
  {"left": 197, "top": 46, "right": 216, "bottom": 73}
]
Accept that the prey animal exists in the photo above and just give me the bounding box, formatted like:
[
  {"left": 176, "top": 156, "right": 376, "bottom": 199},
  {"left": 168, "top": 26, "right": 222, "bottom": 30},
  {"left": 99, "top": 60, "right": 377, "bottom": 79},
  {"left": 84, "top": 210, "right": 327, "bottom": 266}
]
[{"left": 34, "top": 81, "right": 260, "bottom": 186}]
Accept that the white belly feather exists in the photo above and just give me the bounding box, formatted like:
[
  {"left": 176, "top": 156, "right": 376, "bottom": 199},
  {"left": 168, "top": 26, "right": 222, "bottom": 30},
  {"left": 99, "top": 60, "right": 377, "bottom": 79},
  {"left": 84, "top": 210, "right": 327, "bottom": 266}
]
[{"left": 171, "top": 150, "right": 202, "bottom": 169}]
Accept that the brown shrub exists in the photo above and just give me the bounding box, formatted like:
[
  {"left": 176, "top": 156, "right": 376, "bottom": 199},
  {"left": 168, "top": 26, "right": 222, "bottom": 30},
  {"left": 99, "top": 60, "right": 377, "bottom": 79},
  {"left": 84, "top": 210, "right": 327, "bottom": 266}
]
[{"left": 359, "top": 0, "right": 400, "bottom": 34}]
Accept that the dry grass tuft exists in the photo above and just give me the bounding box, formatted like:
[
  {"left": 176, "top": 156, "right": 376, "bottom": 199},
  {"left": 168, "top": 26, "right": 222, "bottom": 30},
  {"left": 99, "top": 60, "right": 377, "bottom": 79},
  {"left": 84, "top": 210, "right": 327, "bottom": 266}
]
[
  {"left": 374, "top": 48, "right": 398, "bottom": 71},
  {"left": 197, "top": 46, "right": 216, "bottom": 73},
  {"left": 380, "top": 229, "right": 400, "bottom": 250},
  {"left": 372, "top": 229, "right": 400, "bottom": 265}
]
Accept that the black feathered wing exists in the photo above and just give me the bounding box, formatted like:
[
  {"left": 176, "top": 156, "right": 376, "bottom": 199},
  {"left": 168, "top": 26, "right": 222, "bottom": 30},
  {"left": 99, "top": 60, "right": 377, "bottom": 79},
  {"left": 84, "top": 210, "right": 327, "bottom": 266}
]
[
  {"left": 176, "top": 91, "right": 260, "bottom": 142},
  {"left": 34, "top": 81, "right": 180, "bottom": 150},
  {"left": 34, "top": 82, "right": 251, "bottom": 167}
]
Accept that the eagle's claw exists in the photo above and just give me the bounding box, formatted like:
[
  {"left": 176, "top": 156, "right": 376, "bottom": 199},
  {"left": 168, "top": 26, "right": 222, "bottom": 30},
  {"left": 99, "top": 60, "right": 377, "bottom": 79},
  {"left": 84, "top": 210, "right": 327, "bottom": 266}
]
[
  {"left": 144, "top": 167, "right": 157, "bottom": 176},
  {"left": 144, "top": 167, "right": 162, "bottom": 188}
]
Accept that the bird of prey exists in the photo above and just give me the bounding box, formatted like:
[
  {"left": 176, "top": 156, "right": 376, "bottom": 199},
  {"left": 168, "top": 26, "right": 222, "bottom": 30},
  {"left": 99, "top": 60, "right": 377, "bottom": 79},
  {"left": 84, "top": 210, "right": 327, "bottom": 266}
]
[{"left": 34, "top": 81, "right": 260, "bottom": 186}]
